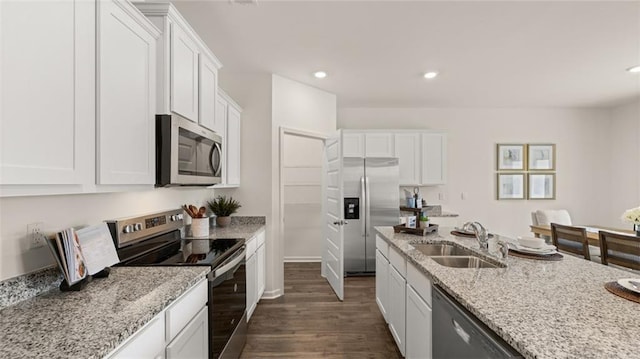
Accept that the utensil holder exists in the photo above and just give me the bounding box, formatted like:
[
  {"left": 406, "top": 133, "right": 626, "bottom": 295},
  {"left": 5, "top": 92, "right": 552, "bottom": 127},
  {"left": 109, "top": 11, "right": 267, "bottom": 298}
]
[{"left": 191, "top": 218, "right": 209, "bottom": 237}]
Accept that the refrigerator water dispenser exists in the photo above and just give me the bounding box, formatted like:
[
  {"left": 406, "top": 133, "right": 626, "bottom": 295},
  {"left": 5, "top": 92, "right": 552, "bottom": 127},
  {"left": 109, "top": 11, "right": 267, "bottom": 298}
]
[{"left": 344, "top": 198, "right": 359, "bottom": 219}]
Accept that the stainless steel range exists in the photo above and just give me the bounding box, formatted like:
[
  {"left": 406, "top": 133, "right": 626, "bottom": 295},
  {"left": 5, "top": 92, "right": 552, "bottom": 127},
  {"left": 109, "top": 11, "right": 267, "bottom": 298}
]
[{"left": 106, "top": 209, "right": 247, "bottom": 359}]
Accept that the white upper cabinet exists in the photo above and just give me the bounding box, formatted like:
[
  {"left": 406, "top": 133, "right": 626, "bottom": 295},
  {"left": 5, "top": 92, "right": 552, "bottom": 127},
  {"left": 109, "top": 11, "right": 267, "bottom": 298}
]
[
  {"left": 394, "top": 133, "right": 421, "bottom": 185},
  {"left": 134, "top": 3, "right": 222, "bottom": 122},
  {"left": 97, "top": 0, "right": 159, "bottom": 185},
  {"left": 199, "top": 55, "right": 220, "bottom": 132},
  {"left": 342, "top": 133, "right": 365, "bottom": 157},
  {"left": 214, "top": 90, "right": 242, "bottom": 188},
  {"left": 421, "top": 133, "right": 447, "bottom": 185},
  {"left": 170, "top": 23, "right": 199, "bottom": 121},
  {"left": 365, "top": 133, "right": 394, "bottom": 157},
  {"left": 0, "top": 0, "right": 94, "bottom": 185}
]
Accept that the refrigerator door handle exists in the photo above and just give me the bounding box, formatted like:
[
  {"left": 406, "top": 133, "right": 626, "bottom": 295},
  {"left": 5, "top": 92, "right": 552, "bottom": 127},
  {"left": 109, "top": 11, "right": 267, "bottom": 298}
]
[
  {"left": 365, "top": 176, "right": 371, "bottom": 237},
  {"left": 360, "top": 176, "right": 366, "bottom": 237}
]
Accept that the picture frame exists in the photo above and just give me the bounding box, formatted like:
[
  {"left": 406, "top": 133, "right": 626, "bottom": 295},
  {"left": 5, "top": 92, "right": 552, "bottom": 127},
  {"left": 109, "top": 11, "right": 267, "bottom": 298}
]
[
  {"left": 497, "top": 144, "right": 525, "bottom": 171},
  {"left": 528, "top": 173, "right": 555, "bottom": 199},
  {"left": 497, "top": 173, "right": 526, "bottom": 200},
  {"left": 528, "top": 144, "right": 555, "bottom": 171}
]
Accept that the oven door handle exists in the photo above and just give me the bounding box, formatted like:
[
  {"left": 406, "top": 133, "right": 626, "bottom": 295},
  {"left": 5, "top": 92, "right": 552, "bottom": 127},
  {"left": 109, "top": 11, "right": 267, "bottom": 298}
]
[{"left": 213, "top": 247, "right": 246, "bottom": 278}]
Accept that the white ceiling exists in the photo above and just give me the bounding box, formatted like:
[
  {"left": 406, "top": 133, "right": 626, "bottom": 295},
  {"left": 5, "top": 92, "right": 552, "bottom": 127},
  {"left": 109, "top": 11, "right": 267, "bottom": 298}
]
[{"left": 173, "top": 0, "right": 640, "bottom": 108}]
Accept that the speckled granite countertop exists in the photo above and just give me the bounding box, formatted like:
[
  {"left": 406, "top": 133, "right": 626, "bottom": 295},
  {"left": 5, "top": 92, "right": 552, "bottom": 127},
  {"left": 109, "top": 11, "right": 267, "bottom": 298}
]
[
  {"left": 0, "top": 266, "right": 209, "bottom": 359},
  {"left": 185, "top": 216, "right": 266, "bottom": 240},
  {"left": 375, "top": 226, "right": 640, "bottom": 359}
]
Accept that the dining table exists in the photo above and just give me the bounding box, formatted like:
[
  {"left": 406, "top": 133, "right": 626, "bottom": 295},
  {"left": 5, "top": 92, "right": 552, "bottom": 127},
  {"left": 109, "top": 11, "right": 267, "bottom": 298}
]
[{"left": 529, "top": 224, "right": 634, "bottom": 247}]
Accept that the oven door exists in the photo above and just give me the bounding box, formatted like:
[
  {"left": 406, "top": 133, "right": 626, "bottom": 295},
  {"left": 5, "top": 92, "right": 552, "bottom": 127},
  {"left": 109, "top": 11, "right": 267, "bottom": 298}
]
[{"left": 209, "top": 247, "right": 247, "bottom": 359}]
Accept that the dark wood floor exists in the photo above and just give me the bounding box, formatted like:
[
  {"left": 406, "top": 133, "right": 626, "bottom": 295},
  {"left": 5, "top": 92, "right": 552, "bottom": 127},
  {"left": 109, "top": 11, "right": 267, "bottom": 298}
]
[{"left": 240, "top": 262, "right": 402, "bottom": 358}]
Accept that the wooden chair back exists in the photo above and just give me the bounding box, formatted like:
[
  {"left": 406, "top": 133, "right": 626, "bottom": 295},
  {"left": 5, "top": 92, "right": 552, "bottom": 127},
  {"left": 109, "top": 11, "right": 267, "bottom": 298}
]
[
  {"left": 551, "top": 223, "right": 590, "bottom": 260},
  {"left": 598, "top": 231, "right": 640, "bottom": 270}
]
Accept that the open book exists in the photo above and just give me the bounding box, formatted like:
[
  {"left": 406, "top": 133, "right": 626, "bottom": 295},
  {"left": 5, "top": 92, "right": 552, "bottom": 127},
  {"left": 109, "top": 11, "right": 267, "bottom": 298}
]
[{"left": 46, "top": 224, "right": 120, "bottom": 285}]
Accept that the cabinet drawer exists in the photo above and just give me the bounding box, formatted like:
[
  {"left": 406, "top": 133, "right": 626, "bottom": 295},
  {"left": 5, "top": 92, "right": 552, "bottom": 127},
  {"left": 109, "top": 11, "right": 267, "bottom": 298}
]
[
  {"left": 108, "top": 315, "right": 164, "bottom": 359},
  {"left": 376, "top": 235, "right": 389, "bottom": 259},
  {"left": 407, "top": 261, "right": 432, "bottom": 307},
  {"left": 389, "top": 246, "right": 406, "bottom": 278},
  {"left": 165, "top": 278, "right": 208, "bottom": 342},
  {"left": 245, "top": 236, "right": 257, "bottom": 257}
]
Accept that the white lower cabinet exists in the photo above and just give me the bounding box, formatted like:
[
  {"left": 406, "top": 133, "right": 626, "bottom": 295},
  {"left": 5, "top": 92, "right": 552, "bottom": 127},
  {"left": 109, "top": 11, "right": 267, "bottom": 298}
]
[
  {"left": 105, "top": 278, "right": 207, "bottom": 359},
  {"left": 406, "top": 285, "right": 432, "bottom": 359},
  {"left": 166, "top": 306, "right": 208, "bottom": 359},
  {"left": 246, "top": 229, "right": 266, "bottom": 321},
  {"left": 375, "top": 249, "right": 390, "bottom": 322},
  {"left": 388, "top": 265, "right": 406, "bottom": 356}
]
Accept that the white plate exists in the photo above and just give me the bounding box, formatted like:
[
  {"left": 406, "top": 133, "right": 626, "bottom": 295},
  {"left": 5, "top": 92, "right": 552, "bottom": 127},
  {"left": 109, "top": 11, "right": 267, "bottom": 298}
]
[
  {"left": 617, "top": 278, "right": 640, "bottom": 294},
  {"left": 510, "top": 244, "right": 557, "bottom": 255}
]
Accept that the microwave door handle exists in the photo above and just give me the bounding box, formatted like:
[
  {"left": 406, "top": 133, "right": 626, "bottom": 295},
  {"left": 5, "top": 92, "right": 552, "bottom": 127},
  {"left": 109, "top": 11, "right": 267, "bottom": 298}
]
[{"left": 210, "top": 142, "right": 222, "bottom": 176}]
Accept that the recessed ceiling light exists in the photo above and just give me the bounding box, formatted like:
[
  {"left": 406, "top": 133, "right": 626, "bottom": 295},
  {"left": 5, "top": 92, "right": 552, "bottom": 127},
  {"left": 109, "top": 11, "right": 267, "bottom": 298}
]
[
  {"left": 423, "top": 71, "right": 439, "bottom": 79},
  {"left": 627, "top": 65, "right": 640, "bottom": 73},
  {"left": 313, "top": 71, "right": 327, "bottom": 79}
]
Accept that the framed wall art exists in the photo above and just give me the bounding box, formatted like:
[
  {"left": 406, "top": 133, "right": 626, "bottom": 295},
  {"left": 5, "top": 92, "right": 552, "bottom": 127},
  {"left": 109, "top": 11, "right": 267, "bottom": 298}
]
[
  {"left": 528, "top": 173, "right": 555, "bottom": 199},
  {"left": 497, "top": 173, "right": 526, "bottom": 200},
  {"left": 528, "top": 144, "right": 555, "bottom": 171},
  {"left": 497, "top": 144, "right": 525, "bottom": 171}
]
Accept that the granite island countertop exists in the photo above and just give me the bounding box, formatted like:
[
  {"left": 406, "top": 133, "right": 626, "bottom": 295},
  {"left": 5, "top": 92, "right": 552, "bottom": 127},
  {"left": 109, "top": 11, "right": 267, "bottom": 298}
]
[
  {"left": 0, "top": 266, "right": 210, "bottom": 359},
  {"left": 375, "top": 226, "right": 640, "bottom": 359}
]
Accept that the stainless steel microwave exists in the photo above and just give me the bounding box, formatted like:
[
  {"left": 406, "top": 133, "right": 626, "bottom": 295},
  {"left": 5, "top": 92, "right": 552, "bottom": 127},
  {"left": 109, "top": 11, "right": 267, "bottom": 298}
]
[{"left": 156, "top": 114, "right": 222, "bottom": 186}]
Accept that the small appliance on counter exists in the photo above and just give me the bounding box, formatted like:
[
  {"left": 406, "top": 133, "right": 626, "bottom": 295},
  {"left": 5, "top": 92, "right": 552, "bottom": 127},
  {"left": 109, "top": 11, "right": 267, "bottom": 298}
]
[{"left": 106, "top": 209, "right": 246, "bottom": 359}]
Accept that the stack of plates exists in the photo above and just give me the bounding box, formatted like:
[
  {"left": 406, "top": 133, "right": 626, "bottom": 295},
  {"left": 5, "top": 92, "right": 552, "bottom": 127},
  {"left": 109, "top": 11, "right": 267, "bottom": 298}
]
[
  {"left": 617, "top": 278, "right": 640, "bottom": 294},
  {"left": 509, "top": 243, "right": 558, "bottom": 256}
]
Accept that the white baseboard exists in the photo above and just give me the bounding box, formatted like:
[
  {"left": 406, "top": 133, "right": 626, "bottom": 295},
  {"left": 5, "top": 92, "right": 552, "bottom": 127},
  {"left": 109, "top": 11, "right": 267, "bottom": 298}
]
[
  {"left": 284, "top": 256, "right": 322, "bottom": 263},
  {"left": 260, "top": 288, "right": 283, "bottom": 300}
]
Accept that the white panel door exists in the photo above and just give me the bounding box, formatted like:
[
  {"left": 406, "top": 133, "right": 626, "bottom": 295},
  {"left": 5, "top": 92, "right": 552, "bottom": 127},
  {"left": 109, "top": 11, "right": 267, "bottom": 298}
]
[
  {"left": 421, "top": 133, "right": 447, "bottom": 185},
  {"left": 406, "top": 285, "right": 432, "bottom": 359},
  {"left": 0, "top": 0, "right": 94, "bottom": 184},
  {"left": 170, "top": 23, "right": 199, "bottom": 121},
  {"left": 365, "top": 133, "right": 394, "bottom": 157},
  {"left": 322, "top": 137, "right": 344, "bottom": 301},
  {"left": 97, "top": 0, "right": 156, "bottom": 185},
  {"left": 166, "top": 306, "right": 208, "bottom": 359},
  {"left": 389, "top": 265, "right": 406, "bottom": 356},
  {"left": 198, "top": 54, "right": 218, "bottom": 131},
  {"left": 342, "top": 133, "right": 364, "bottom": 157},
  {"left": 226, "top": 105, "right": 241, "bottom": 186},
  {"left": 375, "top": 249, "right": 390, "bottom": 322},
  {"left": 394, "top": 133, "right": 421, "bottom": 185}
]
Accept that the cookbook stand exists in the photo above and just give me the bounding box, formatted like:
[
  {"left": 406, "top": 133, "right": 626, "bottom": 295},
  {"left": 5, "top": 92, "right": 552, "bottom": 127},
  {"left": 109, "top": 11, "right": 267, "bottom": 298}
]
[{"left": 59, "top": 267, "right": 111, "bottom": 292}]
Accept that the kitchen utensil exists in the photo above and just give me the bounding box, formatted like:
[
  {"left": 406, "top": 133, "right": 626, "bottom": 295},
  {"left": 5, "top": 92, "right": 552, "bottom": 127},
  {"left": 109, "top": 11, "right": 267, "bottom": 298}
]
[
  {"left": 198, "top": 207, "right": 206, "bottom": 218},
  {"left": 189, "top": 205, "right": 198, "bottom": 217}
]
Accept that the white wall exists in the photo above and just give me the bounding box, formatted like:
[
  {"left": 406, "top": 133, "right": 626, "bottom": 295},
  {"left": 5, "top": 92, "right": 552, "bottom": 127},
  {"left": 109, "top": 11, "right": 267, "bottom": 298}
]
[
  {"left": 338, "top": 107, "right": 611, "bottom": 238},
  {"left": 0, "top": 188, "right": 213, "bottom": 281},
  {"left": 272, "top": 75, "right": 336, "bottom": 295},
  {"left": 606, "top": 98, "right": 640, "bottom": 228}
]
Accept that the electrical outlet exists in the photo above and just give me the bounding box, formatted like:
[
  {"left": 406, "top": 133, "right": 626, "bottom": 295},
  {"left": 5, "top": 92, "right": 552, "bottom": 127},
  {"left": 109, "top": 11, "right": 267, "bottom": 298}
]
[{"left": 27, "top": 222, "right": 46, "bottom": 249}]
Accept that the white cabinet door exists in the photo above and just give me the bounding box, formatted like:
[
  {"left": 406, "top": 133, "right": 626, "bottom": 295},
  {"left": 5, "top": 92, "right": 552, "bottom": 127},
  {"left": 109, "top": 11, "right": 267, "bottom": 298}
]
[
  {"left": 421, "top": 133, "right": 447, "bottom": 185},
  {"left": 226, "top": 105, "right": 241, "bottom": 186},
  {"left": 97, "top": 0, "right": 157, "bottom": 185},
  {"left": 388, "top": 265, "right": 406, "bottom": 356},
  {"left": 365, "top": 133, "right": 394, "bottom": 157},
  {"left": 166, "top": 306, "right": 208, "bottom": 359},
  {"left": 107, "top": 315, "right": 165, "bottom": 359},
  {"left": 0, "top": 0, "right": 94, "bottom": 185},
  {"left": 198, "top": 54, "right": 218, "bottom": 132},
  {"left": 170, "top": 23, "right": 199, "bottom": 122},
  {"left": 375, "top": 249, "right": 390, "bottom": 323},
  {"left": 342, "top": 133, "right": 365, "bottom": 157},
  {"left": 394, "top": 133, "right": 421, "bottom": 185},
  {"left": 246, "top": 252, "right": 257, "bottom": 320},
  {"left": 406, "top": 285, "right": 432, "bottom": 359},
  {"left": 257, "top": 242, "right": 266, "bottom": 300},
  {"left": 214, "top": 95, "right": 228, "bottom": 184}
]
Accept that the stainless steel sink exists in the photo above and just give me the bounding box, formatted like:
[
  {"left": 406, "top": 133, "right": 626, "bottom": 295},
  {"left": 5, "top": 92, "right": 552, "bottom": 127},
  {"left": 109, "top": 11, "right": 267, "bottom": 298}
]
[
  {"left": 412, "top": 244, "right": 475, "bottom": 257},
  {"left": 430, "top": 256, "right": 502, "bottom": 269}
]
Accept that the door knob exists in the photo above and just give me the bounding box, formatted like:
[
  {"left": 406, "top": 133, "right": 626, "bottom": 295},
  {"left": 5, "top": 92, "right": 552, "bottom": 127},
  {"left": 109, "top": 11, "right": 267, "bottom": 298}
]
[{"left": 332, "top": 220, "right": 348, "bottom": 226}]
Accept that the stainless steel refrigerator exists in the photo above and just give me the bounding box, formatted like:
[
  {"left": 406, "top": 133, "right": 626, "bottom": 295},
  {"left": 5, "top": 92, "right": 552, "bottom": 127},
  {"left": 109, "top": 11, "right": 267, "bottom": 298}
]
[{"left": 343, "top": 157, "right": 399, "bottom": 275}]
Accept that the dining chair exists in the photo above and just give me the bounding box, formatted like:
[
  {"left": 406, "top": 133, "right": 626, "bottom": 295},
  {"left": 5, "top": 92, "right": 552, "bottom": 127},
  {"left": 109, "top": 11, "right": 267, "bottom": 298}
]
[
  {"left": 551, "top": 223, "right": 590, "bottom": 260},
  {"left": 598, "top": 231, "right": 640, "bottom": 271},
  {"left": 534, "top": 209, "right": 572, "bottom": 226}
]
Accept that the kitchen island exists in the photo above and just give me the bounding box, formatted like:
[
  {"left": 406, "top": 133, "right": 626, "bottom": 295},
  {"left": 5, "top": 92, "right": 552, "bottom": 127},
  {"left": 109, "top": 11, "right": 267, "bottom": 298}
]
[
  {"left": 0, "top": 266, "right": 209, "bottom": 359},
  {"left": 375, "top": 226, "right": 639, "bottom": 359}
]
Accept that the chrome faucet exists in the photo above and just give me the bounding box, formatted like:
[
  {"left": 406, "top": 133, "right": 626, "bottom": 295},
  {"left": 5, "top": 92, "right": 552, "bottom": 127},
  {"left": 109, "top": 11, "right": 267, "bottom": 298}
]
[{"left": 462, "top": 221, "right": 490, "bottom": 251}]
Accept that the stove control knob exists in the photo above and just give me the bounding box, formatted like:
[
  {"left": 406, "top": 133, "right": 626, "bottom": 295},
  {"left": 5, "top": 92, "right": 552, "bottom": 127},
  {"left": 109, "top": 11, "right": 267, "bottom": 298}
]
[
  {"left": 134, "top": 223, "right": 143, "bottom": 231},
  {"left": 171, "top": 214, "right": 184, "bottom": 221},
  {"left": 123, "top": 225, "right": 133, "bottom": 234}
]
